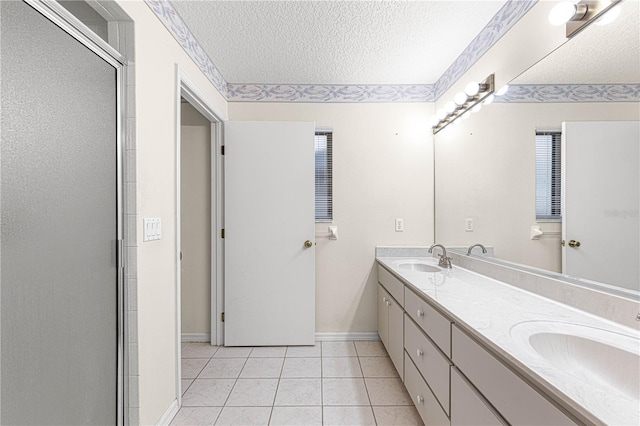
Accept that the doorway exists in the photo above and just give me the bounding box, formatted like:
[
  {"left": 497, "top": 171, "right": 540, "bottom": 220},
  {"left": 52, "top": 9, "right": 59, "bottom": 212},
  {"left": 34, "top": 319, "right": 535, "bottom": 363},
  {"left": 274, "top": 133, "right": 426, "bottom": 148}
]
[
  {"left": 180, "top": 100, "right": 213, "bottom": 343},
  {"left": 0, "top": 0, "right": 124, "bottom": 423},
  {"left": 175, "top": 70, "right": 224, "bottom": 403}
]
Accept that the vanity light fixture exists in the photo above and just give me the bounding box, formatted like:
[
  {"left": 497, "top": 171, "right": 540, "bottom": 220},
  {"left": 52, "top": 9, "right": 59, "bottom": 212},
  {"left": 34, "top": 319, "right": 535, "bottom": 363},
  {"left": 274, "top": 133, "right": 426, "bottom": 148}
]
[
  {"left": 431, "top": 74, "right": 495, "bottom": 134},
  {"left": 549, "top": 0, "right": 622, "bottom": 38}
]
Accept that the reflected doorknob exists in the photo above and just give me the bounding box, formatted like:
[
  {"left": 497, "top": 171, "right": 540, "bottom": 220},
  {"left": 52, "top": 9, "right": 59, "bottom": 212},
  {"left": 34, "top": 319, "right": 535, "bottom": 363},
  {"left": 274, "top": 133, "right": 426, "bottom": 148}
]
[
  {"left": 568, "top": 240, "right": 581, "bottom": 248},
  {"left": 304, "top": 240, "right": 313, "bottom": 248}
]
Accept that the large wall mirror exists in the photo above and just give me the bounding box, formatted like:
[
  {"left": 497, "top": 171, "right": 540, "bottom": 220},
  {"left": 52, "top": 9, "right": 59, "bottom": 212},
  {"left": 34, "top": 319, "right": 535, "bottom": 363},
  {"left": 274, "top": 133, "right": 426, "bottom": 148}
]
[{"left": 434, "top": 1, "right": 639, "bottom": 295}]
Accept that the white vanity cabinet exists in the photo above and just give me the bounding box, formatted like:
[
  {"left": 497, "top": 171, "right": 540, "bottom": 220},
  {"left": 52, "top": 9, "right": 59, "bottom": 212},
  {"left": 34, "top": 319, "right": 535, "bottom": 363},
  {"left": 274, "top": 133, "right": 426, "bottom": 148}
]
[
  {"left": 452, "top": 326, "right": 578, "bottom": 426},
  {"left": 377, "top": 282, "right": 404, "bottom": 377},
  {"left": 451, "top": 367, "right": 506, "bottom": 426},
  {"left": 377, "top": 261, "right": 583, "bottom": 426}
]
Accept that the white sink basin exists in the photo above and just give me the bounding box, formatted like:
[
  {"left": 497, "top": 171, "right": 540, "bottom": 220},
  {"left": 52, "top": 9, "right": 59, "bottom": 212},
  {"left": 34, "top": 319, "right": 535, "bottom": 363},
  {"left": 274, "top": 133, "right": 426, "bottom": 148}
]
[
  {"left": 510, "top": 320, "right": 640, "bottom": 422},
  {"left": 529, "top": 331, "right": 639, "bottom": 402},
  {"left": 397, "top": 261, "right": 440, "bottom": 273}
]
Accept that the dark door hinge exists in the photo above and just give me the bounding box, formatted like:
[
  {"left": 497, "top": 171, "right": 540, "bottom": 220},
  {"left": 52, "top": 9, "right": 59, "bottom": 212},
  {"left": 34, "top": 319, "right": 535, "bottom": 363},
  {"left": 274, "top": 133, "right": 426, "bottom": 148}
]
[
  {"left": 221, "top": 228, "right": 225, "bottom": 239},
  {"left": 221, "top": 145, "right": 225, "bottom": 155},
  {"left": 221, "top": 312, "right": 225, "bottom": 322}
]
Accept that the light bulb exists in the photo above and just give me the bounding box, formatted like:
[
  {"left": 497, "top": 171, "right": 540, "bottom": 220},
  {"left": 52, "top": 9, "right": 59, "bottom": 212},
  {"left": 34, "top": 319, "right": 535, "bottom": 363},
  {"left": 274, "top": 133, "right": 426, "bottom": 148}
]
[
  {"left": 454, "top": 92, "right": 468, "bottom": 106},
  {"left": 483, "top": 94, "right": 495, "bottom": 105},
  {"left": 471, "top": 103, "right": 482, "bottom": 113},
  {"left": 595, "top": 4, "right": 621, "bottom": 25},
  {"left": 465, "top": 82, "right": 480, "bottom": 97},
  {"left": 437, "top": 109, "right": 447, "bottom": 120},
  {"left": 496, "top": 85, "right": 509, "bottom": 96},
  {"left": 445, "top": 101, "right": 456, "bottom": 113},
  {"left": 461, "top": 111, "right": 471, "bottom": 120},
  {"left": 548, "top": 1, "right": 577, "bottom": 26}
]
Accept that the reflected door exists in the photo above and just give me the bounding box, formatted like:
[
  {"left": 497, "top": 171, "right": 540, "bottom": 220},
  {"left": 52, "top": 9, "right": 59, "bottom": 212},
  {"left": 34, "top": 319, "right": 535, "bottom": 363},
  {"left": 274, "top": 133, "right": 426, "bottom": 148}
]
[
  {"left": 1, "top": 1, "right": 118, "bottom": 424},
  {"left": 562, "top": 121, "right": 640, "bottom": 290}
]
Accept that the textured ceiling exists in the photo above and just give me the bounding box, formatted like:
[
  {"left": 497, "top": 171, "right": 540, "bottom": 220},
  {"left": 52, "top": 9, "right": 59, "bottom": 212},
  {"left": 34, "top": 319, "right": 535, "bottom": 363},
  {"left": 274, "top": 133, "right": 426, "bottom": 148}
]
[
  {"left": 170, "top": 0, "right": 506, "bottom": 85},
  {"left": 513, "top": 1, "right": 640, "bottom": 84}
]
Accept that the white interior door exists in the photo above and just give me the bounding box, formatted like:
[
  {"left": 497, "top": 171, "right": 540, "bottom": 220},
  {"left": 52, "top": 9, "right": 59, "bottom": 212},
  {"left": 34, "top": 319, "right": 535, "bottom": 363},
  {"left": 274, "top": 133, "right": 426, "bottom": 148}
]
[
  {"left": 562, "top": 121, "right": 639, "bottom": 290},
  {"left": 224, "top": 121, "right": 316, "bottom": 346}
]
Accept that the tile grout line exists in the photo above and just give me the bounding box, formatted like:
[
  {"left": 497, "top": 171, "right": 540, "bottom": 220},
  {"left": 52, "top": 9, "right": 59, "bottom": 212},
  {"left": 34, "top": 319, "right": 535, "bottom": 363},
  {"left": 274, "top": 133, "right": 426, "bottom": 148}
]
[{"left": 356, "top": 348, "right": 379, "bottom": 426}]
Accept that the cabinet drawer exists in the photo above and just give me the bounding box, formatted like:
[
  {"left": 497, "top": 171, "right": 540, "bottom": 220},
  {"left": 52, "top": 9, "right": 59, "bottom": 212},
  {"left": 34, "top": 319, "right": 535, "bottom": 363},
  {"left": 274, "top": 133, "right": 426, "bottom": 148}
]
[
  {"left": 404, "top": 314, "right": 451, "bottom": 415},
  {"left": 405, "top": 287, "right": 451, "bottom": 357},
  {"left": 451, "top": 367, "right": 506, "bottom": 426},
  {"left": 452, "top": 326, "right": 577, "bottom": 426},
  {"left": 404, "top": 352, "right": 450, "bottom": 426},
  {"left": 378, "top": 265, "right": 404, "bottom": 308}
]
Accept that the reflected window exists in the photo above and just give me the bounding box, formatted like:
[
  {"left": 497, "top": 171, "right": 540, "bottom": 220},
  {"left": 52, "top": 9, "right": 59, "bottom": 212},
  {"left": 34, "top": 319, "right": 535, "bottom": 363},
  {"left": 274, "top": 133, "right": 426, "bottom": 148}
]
[
  {"left": 535, "top": 131, "right": 562, "bottom": 222},
  {"left": 315, "top": 131, "right": 333, "bottom": 222}
]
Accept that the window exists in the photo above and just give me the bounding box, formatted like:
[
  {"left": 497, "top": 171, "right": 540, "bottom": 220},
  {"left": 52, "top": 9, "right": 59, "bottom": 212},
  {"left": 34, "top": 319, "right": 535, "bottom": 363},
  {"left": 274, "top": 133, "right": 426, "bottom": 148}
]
[
  {"left": 535, "top": 131, "right": 562, "bottom": 222},
  {"left": 315, "top": 131, "right": 333, "bottom": 222}
]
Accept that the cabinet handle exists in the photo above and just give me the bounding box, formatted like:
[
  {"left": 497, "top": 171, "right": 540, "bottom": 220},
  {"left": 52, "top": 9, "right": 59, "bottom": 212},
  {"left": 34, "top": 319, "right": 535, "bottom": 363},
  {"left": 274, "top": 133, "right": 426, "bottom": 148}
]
[
  {"left": 386, "top": 301, "right": 391, "bottom": 306},
  {"left": 416, "top": 349, "right": 424, "bottom": 357},
  {"left": 417, "top": 309, "right": 424, "bottom": 318},
  {"left": 416, "top": 394, "right": 424, "bottom": 404},
  {"left": 382, "top": 296, "right": 387, "bottom": 303}
]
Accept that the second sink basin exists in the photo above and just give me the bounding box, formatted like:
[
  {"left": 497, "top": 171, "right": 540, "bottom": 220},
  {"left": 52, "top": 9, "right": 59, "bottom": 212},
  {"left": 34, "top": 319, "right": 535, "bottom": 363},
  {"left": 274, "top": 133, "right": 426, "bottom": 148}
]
[
  {"left": 397, "top": 261, "right": 441, "bottom": 273},
  {"left": 510, "top": 320, "right": 640, "bottom": 424}
]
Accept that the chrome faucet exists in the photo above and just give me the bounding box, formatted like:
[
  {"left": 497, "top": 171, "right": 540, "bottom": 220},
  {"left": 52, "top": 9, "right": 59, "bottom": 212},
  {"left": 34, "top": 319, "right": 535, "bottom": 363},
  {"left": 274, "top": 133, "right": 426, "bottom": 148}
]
[
  {"left": 467, "top": 243, "right": 488, "bottom": 256},
  {"left": 428, "top": 244, "right": 452, "bottom": 269}
]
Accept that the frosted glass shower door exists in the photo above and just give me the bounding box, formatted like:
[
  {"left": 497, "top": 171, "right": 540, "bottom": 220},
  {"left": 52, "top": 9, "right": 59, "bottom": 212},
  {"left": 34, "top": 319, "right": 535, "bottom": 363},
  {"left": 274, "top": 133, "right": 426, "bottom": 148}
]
[{"left": 1, "top": 1, "right": 119, "bottom": 424}]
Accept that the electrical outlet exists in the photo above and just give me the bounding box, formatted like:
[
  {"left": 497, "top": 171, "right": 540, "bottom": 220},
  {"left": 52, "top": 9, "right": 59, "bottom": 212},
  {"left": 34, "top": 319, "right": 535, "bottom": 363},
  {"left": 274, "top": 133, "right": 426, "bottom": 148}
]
[
  {"left": 395, "top": 218, "right": 404, "bottom": 232},
  {"left": 465, "top": 218, "right": 474, "bottom": 232}
]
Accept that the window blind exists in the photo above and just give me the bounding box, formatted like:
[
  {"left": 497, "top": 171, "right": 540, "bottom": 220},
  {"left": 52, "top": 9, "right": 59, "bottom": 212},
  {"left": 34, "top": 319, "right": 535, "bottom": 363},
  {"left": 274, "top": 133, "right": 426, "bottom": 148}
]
[
  {"left": 315, "top": 131, "right": 333, "bottom": 222},
  {"left": 535, "top": 131, "right": 562, "bottom": 221}
]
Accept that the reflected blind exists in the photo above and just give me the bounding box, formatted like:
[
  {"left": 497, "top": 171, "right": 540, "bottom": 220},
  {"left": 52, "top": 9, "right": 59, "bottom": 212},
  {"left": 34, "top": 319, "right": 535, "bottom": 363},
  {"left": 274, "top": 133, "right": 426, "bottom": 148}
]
[
  {"left": 315, "top": 131, "right": 333, "bottom": 222},
  {"left": 535, "top": 131, "right": 562, "bottom": 221}
]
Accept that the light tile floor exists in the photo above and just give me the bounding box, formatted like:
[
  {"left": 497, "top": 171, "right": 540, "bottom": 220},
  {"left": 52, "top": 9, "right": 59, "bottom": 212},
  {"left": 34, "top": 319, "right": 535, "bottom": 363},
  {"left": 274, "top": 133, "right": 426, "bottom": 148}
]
[{"left": 172, "top": 341, "right": 423, "bottom": 426}]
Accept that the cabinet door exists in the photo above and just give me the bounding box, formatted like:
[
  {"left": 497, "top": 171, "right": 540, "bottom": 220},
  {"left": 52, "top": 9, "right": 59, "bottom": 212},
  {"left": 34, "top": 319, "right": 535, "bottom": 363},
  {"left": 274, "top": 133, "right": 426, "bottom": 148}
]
[
  {"left": 451, "top": 368, "right": 506, "bottom": 426},
  {"left": 388, "top": 298, "right": 404, "bottom": 379},
  {"left": 378, "top": 284, "right": 389, "bottom": 348}
]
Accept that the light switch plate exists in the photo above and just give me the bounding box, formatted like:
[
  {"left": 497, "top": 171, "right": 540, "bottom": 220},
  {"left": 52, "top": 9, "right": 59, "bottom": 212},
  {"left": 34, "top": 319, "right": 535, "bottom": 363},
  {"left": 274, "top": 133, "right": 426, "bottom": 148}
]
[
  {"left": 395, "top": 218, "right": 404, "bottom": 232},
  {"left": 143, "top": 218, "right": 162, "bottom": 241}
]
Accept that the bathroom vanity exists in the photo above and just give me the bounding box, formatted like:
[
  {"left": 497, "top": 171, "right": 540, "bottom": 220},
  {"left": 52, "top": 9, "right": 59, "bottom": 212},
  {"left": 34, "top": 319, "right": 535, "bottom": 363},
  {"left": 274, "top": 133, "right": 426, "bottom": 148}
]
[{"left": 376, "top": 247, "right": 640, "bottom": 426}]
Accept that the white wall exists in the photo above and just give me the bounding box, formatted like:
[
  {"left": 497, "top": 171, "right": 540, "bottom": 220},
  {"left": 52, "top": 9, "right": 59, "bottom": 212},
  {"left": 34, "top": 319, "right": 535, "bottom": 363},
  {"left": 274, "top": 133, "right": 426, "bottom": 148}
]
[
  {"left": 229, "top": 102, "right": 435, "bottom": 333},
  {"left": 435, "top": 102, "right": 639, "bottom": 272},
  {"left": 180, "top": 103, "right": 211, "bottom": 339},
  {"left": 114, "top": 1, "right": 228, "bottom": 424}
]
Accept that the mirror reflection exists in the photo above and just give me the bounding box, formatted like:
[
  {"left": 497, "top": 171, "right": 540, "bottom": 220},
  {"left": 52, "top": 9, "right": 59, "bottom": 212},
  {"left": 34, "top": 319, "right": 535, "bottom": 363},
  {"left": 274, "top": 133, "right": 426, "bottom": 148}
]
[{"left": 434, "top": 1, "right": 640, "bottom": 293}]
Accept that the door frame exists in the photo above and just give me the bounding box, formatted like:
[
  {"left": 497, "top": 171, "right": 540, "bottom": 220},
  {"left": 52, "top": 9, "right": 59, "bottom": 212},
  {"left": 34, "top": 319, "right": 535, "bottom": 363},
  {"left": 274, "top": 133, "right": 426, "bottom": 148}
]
[
  {"left": 174, "top": 66, "right": 225, "bottom": 404},
  {"left": 18, "top": 1, "right": 128, "bottom": 424}
]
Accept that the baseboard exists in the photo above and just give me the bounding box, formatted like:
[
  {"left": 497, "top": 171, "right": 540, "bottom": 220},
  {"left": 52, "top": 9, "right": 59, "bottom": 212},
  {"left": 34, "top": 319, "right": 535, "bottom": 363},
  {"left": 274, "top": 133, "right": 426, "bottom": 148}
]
[
  {"left": 315, "top": 332, "right": 380, "bottom": 341},
  {"left": 156, "top": 398, "right": 179, "bottom": 426},
  {"left": 181, "top": 333, "right": 211, "bottom": 343}
]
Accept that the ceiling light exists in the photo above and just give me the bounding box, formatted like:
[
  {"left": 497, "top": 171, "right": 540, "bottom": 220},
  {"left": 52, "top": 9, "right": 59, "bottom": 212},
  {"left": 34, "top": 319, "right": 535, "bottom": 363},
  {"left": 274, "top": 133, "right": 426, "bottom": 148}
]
[
  {"left": 553, "top": 0, "right": 622, "bottom": 38},
  {"left": 433, "top": 74, "right": 494, "bottom": 134},
  {"left": 496, "top": 85, "right": 509, "bottom": 96},
  {"left": 445, "top": 101, "right": 457, "bottom": 113},
  {"left": 595, "top": 3, "right": 621, "bottom": 25},
  {"left": 465, "top": 82, "right": 480, "bottom": 97},
  {"left": 549, "top": 1, "right": 581, "bottom": 26},
  {"left": 454, "top": 92, "right": 468, "bottom": 106},
  {"left": 483, "top": 94, "right": 495, "bottom": 105}
]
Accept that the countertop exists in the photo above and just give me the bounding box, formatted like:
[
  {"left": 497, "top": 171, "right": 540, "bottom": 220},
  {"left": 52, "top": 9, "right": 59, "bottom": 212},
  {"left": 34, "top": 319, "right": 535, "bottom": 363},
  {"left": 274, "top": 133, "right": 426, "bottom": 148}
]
[{"left": 376, "top": 255, "right": 640, "bottom": 426}]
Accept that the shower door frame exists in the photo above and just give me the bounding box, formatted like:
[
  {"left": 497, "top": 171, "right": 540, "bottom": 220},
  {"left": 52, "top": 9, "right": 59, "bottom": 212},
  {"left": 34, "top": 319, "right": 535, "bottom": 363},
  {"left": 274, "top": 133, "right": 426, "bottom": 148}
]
[{"left": 20, "top": 1, "right": 128, "bottom": 424}]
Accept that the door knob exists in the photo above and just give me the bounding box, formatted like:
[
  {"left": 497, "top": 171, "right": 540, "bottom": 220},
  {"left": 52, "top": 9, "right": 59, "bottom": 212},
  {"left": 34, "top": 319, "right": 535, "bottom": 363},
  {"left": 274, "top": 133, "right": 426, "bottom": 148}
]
[
  {"left": 568, "top": 240, "right": 581, "bottom": 248},
  {"left": 304, "top": 240, "right": 313, "bottom": 248}
]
